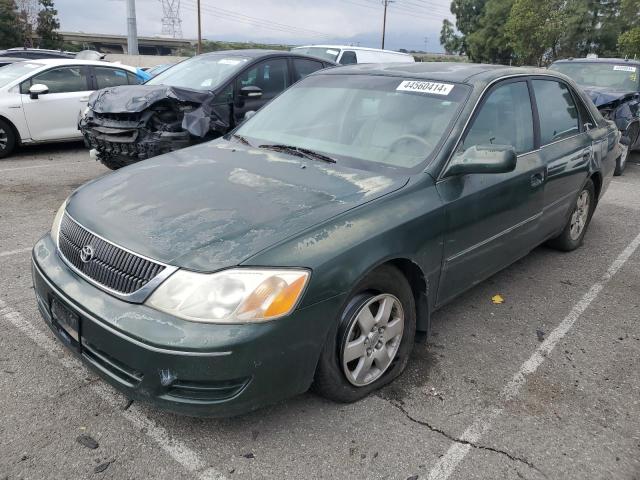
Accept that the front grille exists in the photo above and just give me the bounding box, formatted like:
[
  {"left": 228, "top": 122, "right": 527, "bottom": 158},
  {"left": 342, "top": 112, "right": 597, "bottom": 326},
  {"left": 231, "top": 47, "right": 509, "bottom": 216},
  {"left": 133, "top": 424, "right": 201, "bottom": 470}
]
[{"left": 58, "top": 213, "right": 165, "bottom": 295}]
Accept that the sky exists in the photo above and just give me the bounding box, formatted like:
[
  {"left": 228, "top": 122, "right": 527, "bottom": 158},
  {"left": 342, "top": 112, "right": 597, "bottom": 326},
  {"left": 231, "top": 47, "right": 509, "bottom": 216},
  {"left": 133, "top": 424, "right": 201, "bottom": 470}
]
[{"left": 53, "top": 0, "right": 455, "bottom": 53}]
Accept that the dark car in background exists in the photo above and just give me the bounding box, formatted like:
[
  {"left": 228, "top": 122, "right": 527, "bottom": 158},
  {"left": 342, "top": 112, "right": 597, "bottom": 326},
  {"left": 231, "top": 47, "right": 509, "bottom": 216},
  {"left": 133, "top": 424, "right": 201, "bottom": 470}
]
[
  {"left": 550, "top": 58, "right": 640, "bottom": 175},
  {"left": 79, "top": 50, "right": 335, "bottom": 169},
  {"left": 0, "top": 48, "right": 75, "bottom": 60},
  {"left": 33, "top": 63, "right": 618, "bottom": 417}
]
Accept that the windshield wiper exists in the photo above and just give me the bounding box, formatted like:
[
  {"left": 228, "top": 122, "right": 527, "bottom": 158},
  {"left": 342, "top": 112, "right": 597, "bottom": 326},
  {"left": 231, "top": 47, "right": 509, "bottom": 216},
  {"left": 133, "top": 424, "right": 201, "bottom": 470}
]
[
  {"left": 230, "top": 133, "right": 252, "bottom": 146},
  {"left": 258, "top": 144, "right": 336, "bottom": 163}
]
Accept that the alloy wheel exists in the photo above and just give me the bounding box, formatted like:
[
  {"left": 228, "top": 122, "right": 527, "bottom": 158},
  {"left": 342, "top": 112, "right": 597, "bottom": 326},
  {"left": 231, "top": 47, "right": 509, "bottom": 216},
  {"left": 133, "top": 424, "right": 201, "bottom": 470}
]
[
  {"left": 569, "top": 190, "right": 590, "bottom": 241},
  {"left": 0, "top": 127, "right": 7, "bottom": 151},
  {"left": 342, "top": 293, "right": 404, "bottom": 387}
]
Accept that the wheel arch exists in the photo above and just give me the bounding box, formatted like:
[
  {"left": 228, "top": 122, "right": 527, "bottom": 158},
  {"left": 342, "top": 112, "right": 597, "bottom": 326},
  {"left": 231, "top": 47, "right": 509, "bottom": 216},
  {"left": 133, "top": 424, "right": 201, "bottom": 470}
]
[
  {"left": 0, "top": 114, "right": 21, "bottom": 144},
  {"left": 355, "top": 257, "right": 431, "bottom": 335}
]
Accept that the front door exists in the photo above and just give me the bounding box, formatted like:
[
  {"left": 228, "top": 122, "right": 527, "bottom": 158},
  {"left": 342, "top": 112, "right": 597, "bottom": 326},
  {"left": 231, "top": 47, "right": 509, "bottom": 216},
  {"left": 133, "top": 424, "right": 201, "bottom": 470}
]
[
  {"left": 233, "top": 58, "right": 290, "bottom": 125},
  {"left": 436, "top": 79, "right": 545, "bottom": 306},
  {"left": 20, "top": 65, "right": 91, "bottom": 141}
]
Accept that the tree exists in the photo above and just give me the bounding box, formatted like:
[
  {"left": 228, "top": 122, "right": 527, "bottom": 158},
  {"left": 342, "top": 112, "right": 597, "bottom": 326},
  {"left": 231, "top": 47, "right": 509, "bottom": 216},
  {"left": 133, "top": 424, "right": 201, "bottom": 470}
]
[
  {"left": 16, "top": 0, "right": 38, "bottom": 47},
  {"left": 0, "top": 0, "right": 22, "bottom": 49},
  {"left": 440, "top": 19, "right": 462, "bottom": 54},
  {"left": 449, "top": 0, "right": 487, "bottom": 54},
  {"left": 466, "top": 0, "right": 515, "bottom": 64},
  {"left": 506, "top": 0, "right": 564, "bottom": 66},
  {"left": 36, "top": 0, "right": 61, "bottom": 49},
  {"left": 619, "top": 27, "right": 640, "bottom": 57}
]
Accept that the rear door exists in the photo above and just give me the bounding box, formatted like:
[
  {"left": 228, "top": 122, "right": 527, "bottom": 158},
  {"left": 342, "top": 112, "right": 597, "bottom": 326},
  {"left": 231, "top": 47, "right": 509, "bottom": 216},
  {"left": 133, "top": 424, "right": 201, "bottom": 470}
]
[
  {"left": 291, "top": 58, "right": 325, "bottom": 84},
  {"left": 90, "top": 66, "right": 142, "bottom": 89},
  {"left": 531, "top": 78, "right": 593, "bottom": 240},
  {"left": 436, "top": 78, "right": 545, "bottom": 305},
  {"left": 20, "top": 65, "right": 91, "bottom": 141},
  {"left": 233, "top": 57, "right": 290, "bottom": 124}
]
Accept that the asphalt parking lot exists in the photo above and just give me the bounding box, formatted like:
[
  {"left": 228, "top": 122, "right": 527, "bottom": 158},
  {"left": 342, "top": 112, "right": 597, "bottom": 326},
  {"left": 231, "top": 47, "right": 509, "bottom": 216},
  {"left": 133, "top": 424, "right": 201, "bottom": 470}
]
[{"left": 1, "top": 143, "right": 639, "bottom": 480}]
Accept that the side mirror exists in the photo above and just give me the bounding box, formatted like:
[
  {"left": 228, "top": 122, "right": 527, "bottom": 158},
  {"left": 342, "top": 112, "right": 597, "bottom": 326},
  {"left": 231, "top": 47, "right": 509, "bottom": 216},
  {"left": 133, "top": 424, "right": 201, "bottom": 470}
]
[
  {"left": 240, "top": 85, "right": 263, "bottom": 99},
  {"left": 244, "top": 110, "right": 257, "bottom": 121},
  {"left": 29, "top": 83, "right": 49, "bottom": 100},
  {"left": 445, "top": 144, "right": 517, "bottom": 177}
]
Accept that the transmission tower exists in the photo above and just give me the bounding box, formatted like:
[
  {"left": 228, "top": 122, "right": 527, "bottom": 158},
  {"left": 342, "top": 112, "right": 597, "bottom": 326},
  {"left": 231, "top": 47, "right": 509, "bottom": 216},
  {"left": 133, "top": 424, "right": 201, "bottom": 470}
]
[{"left": 159, "top": 0, "right": 183, "bottom": 38}]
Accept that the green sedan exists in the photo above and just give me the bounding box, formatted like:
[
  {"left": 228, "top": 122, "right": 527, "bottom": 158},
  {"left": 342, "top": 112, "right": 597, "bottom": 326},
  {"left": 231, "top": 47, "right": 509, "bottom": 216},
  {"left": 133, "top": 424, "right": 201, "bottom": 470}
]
[{"left": 32, "top": 63, "right": 619, "bottom": 416}]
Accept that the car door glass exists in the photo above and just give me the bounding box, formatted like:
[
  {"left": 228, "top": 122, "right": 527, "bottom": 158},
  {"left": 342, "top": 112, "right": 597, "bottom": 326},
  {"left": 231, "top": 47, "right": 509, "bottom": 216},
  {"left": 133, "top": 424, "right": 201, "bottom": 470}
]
[
  {"left": 94, "top": 67, "right": 130, "bottom": 89},
  {"left": 463, "top": 81, "right": 534, "bottom": 154},
  {"left": 126, "top": 71, "right": 143, "bottom": 85},
  {"left": 21, "top": 66, "right": 88, "bottom": 94},
  {"left": 574, "top": 94, "right": 594, "bottom": 130},
  {"left": 237, "top": 59, "right": 288, "bottom": 97},
  {"left": 532, "top": 80, "right": 580, "bottom": 144},
  {"left": 340, "top": 51, "right": 357, "bottom": 65},
  {"left": 292, "top": 58, "right": 324, "bottom": 82}
]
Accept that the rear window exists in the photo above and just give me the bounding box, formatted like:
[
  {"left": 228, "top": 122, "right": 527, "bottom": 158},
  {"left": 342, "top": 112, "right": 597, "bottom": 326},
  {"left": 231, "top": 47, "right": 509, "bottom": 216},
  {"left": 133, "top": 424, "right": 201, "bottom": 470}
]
[{"left": 291, "top": 47, "right": 340, "bottom": 62}]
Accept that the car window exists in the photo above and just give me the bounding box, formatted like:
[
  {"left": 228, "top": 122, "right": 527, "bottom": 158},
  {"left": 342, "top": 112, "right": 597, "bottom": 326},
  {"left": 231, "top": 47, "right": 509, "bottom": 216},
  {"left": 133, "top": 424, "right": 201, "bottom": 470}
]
[
  {"left": 551, "top": 62, "right": 639, "bottom": 90},
  {"left": 236, "top": 74, "right": 470, "bottom": 171},
  {"left": 94, "top": 67, "right": 131, "bottom": 89},
  {"left": 533, "top": 80, "right": 580, "bottom": 144},
  {"left": 126, "top": 71, "right": 142, "bottom": 85},
  {"left": 21, "top": 66, "right": 88, "bottom": 94},
  {"left": 463, "top": 81, "right": 534, "bottom": 154},
  {"left": 340, "top": 51, "right": 358, "bottom": 65},
  {"left": 237, "top": 58, "right": 289, "bottom": 97},
  {"left": 292, "top": 58, "right": 324, "bottom": 82}
]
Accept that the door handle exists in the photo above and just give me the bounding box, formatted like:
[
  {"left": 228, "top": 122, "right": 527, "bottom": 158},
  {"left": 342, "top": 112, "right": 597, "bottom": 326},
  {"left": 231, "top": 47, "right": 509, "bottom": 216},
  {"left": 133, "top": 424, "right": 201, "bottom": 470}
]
[
  {"left": 530, "top": 172, "right": 545, "bottom": 188},
  {"left": 80, "top": 97, "right": 89, "bottom": 102}
]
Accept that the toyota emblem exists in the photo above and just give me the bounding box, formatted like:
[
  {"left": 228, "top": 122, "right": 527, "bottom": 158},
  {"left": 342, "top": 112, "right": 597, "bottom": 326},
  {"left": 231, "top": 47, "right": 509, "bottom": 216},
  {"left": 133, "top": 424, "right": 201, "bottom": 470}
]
[{"left": 80, "top": 245, "right": 94, "bottom": 263}]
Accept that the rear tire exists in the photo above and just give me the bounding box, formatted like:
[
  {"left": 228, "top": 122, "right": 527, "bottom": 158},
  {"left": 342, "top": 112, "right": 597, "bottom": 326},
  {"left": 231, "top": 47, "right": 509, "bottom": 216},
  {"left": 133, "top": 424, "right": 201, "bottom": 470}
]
[
  {"left": 0, "top": 118, "right": 17, "bottom": 159},
  {"left": 313, "top": 265, "right": 416, "bottom": 403},
  {"left": 547, "top": 179, "right": 595, "bottom": 252},
  {"left": 98, "top": 152, "right": 136, "bottom": 170}
]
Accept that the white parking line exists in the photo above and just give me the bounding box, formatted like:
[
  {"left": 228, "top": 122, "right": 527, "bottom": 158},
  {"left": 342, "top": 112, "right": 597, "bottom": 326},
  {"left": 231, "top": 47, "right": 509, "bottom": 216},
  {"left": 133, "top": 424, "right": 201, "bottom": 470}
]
[
  {"left": 0, "top": 247, "right": 32, "bottom": 258},
  {"left": 0, "top": 161, "right": 86, "bottom": 173},
  {"left": 0, "top": 298, "right": 226, "bottom": 480},
  {"left": 427, "top": 231, "right": 640, "bottom": 480}
]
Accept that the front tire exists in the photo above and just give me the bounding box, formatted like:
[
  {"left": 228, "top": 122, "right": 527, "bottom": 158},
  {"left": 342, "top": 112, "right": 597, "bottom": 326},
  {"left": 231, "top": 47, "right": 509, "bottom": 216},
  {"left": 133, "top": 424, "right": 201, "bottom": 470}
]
[
  {"left": 0, "top": 118, "right": 17, "bottom": 159},
  {"left": 313, "top": 265, "right": 416, "bottom": 403},
  {"left": 547, "top": 179, "right": 596, "bottom": 252}
]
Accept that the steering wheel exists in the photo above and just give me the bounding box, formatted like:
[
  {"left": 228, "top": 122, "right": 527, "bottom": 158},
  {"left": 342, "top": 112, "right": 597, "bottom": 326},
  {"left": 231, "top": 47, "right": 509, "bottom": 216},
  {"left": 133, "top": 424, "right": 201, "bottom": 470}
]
[{"left": 388, "top": 134, "right": 434, "bottom": 154}]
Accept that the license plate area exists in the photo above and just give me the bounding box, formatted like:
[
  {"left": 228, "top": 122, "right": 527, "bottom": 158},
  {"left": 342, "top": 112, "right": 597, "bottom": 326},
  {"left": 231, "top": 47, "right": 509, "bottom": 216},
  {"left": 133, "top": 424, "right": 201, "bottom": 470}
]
[{"left": 50, "top": 297, "right": 81, "bottom": 351}]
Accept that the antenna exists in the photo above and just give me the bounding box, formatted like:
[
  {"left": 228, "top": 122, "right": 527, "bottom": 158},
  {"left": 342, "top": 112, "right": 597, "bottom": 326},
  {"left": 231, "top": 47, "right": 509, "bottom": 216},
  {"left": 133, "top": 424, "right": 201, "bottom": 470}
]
[{"left": 159, "top": 0, "right": 183, "bottom": 39}]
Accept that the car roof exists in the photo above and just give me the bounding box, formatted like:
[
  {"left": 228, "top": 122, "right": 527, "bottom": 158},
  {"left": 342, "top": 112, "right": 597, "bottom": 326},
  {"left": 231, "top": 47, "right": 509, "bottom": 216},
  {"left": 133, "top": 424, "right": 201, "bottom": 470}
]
[
  {"left": 317, "top": 62, "right": 552, "bottom": 83},
  {"left": 198, "top": 49, "right": 335, "bottom": 62},
  {"left": 21, "top": 58, "right": 138, "bottom": 71},
  {"left": 294, "top": 45, "right": 413, "bottom": 56},
  {"left": 552, "top": 57, "right": 640, "bottom": 66}
]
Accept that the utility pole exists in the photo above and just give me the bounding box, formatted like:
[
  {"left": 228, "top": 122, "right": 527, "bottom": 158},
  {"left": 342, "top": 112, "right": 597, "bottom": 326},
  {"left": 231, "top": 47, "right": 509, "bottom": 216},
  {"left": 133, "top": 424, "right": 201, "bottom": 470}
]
[
  {"left": 381, "top": 0, "right": 394, "bottom": 50},
  {"left": 197, "top": 0, "right": 202, "bottom": 54},
  {"left": 126, "top": 0, "right": 139, "bottom": 55}
]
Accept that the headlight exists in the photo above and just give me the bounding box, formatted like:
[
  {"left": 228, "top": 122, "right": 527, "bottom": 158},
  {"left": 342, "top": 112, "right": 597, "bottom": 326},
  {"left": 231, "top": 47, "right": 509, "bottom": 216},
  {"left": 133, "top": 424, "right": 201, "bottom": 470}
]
[
  {"left": 146, "top": 268, "right": 310, "bottom": 323},
  {"left": 51, "top": 199, "right": 68, "bottom": 247}
]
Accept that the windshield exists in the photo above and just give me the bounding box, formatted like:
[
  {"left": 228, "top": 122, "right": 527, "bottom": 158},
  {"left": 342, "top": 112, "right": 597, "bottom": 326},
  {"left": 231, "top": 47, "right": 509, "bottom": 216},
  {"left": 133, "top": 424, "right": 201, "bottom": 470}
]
[
  {"left": 146, "top": 55, "right": 250, "bottom": 90},
  {"left": 292, "top": 47, "right": 340, "bottom": 62},
  {"left": 236, "top": 74, "right": 469, "bottom": 171},
  {"left": 0, "top": 61, "right": 44, "bottom": 88},
  {"left": 551, "top": 62, "right": 639, "bottom": 90}
]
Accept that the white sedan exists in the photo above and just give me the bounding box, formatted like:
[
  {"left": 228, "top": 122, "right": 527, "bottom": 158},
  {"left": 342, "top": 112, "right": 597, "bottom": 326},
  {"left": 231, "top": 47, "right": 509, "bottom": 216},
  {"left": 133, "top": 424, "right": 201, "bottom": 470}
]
[{"left": 0, "top": 59, "right": 142, "bottom": 158}]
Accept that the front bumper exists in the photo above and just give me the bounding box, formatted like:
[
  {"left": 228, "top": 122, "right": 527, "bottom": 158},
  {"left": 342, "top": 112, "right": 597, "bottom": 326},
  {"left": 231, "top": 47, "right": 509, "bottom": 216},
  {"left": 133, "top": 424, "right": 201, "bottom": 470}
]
[{"left": 32, "top": 234, "right": 345, "bottom": 417}]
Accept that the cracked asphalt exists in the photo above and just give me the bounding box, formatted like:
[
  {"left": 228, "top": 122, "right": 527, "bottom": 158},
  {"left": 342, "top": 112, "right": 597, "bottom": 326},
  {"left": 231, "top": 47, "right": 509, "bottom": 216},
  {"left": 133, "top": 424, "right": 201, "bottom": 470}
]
[{"left": 1, "top": 143, "right": 639, "bottom": 480}]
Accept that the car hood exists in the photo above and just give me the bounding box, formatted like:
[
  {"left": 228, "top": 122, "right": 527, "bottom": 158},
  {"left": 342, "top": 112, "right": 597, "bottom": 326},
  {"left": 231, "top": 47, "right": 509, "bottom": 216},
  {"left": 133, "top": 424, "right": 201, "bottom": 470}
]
[
  {"left": 66, "top": 140, "right": 409, "bottom": 272},
  {"left": 581, "top": 85, "right": 637, "bottom": 107},
  {"left": 87, "top": 84, "right": 212, "bottom": 113}
]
